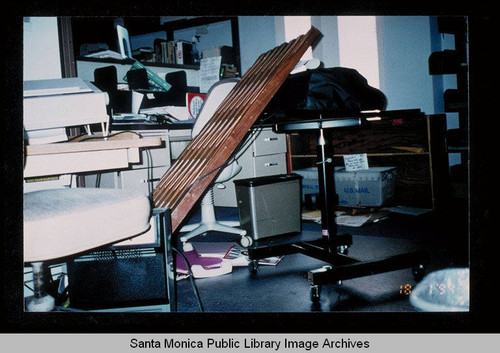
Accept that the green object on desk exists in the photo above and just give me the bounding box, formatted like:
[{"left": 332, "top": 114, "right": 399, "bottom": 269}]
[{"left": 124, "top": 60, "right": 172, "bottom": 91}]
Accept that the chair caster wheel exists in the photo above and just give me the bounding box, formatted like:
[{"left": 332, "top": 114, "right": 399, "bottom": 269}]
[
  {"left": 248, "top": 260, "right": 258, "bottom": 274},
  {"left": 337, "top": 245, "right": 349, "bottom": 255},
  {"left": 310, "top": 285, "right": 321, "bottom": 302},
  {"left": 412, "top": 264, "right": 425, "bottom": 281},
  {"left": 240, "top": 236, "right": 253, "bottom": 248}
]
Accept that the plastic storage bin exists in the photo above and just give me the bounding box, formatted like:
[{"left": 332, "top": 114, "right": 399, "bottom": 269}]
[
  {"left": 409, "top": 268, "right": 469, "bottom": 312},
  {"left": 294, "top": 166, "right": 397, "bottom": 207}
]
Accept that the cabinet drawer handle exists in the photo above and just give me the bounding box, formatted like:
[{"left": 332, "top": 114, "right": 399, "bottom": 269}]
[
  {"left": 265, "top": 162, "right": 279, "bottom": 166},
  {"left": 264, "top": 137, "right": 279, "bottom": 142}
]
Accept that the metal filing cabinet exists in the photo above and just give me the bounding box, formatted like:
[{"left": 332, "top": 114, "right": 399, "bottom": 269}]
[{"left": 213, "top": 127, "right": 288, "bottom": 207}]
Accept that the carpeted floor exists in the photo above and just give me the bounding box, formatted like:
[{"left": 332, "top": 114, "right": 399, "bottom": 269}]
[{"left": 174, "top": 202, "right": 468, "bottom": 313}]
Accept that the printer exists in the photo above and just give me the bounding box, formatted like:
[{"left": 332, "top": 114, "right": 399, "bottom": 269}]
[{"left": 23, "top": 78, "right": 110, "bottom": 144}]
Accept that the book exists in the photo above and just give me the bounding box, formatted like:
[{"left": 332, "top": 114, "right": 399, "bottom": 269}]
[{"left": 175, "top": 41, "right": 193, "bottom": 65}]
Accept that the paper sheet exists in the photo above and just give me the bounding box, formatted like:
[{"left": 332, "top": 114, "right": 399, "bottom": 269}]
[
  {"left": 335, "top": 214, "right": 372, "bottom": 227},
  {"left": 200, "top": 56, "right": 222, "bottom": 93},
  {"left": 140, "top": 105, "right": 191, "bottom": 120},
  {"left": 382, "top": 205, "right": 432, "bottom": 216},
  {"left": 343, "top": 153, "right": 369, "bottom": 171}
]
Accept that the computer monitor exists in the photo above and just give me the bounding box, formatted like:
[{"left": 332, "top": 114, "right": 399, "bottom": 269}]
[{"left": 116, "top": 24, "right": 132, "bottom": 59}]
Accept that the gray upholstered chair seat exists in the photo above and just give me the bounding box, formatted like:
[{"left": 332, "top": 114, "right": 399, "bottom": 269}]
[{"left": 24, "top": 188, "right": 151, "bottom": 263}]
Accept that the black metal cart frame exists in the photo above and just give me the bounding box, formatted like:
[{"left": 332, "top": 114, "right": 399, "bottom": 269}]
[{"left": 248, "top": 111, "right": 428, "bottom": 301}]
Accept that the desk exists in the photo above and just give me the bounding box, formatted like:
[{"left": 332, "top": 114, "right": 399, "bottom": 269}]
[
  {"left": 81, "top": 121, "right": 192, "bottom": 196},
  {"left": 248, "top": 111, "right": 429, "bottom": 302},
  {"left": 24, "top": 132, "right": 163, "bottom": 178}
]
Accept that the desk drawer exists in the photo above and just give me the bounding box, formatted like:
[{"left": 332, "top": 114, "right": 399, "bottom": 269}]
[
  {"left": 120, "top": 166, "right": 169, "bottom": 195},
  {"left": 119, "top": 130, "right": 170, "bottom": 169},
  {"left": 253, "top": 154, "right": 287, "bottom": 176},
  {"left": 253, "top": 129, "right": 287, "bottom": 156},
  {"left": 130, "top": 142, "right": 170, "bottom": 170},
  {"left": 85, "top": 165, "right": 169, "bottom": 197}
]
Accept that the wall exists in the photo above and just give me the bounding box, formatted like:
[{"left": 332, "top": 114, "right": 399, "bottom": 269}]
[
  {"left": 23, "top": 17, "right": 62, "bottom": 80},
  {"left": 376, "top": 16, "right": 436, "bottom": 114},
  {"left": 238, "top": 16, "right": 341, "bottom": 75},
  {"left": 310, "top": 16, "right": 340, "bottom": 69},
  {"left": 238, "top": 16, "right": 279, "bottom": 75},
  {"left": 239, "top": 16, "right": 439, "bottom": 115},
  {"left": 173, "top": 20, "right": 233, "bottom": 55}
]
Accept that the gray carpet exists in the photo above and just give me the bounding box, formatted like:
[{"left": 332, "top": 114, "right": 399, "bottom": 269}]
[
  {"left": 176, "top": 232, "right": 429, "bottom": 312},
  {"left": 175, "top": 203, "right": 467, "bottom": 312}
]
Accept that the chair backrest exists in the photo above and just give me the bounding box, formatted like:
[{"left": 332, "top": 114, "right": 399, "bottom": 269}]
[{"left": 192, "top": 78, "right": 239, "bottom": 138}]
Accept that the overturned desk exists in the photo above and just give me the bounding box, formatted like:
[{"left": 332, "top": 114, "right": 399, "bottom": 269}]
[
  {"left": 24, "top": 131, "right": 163, "bottom": 179},
  {"left": 248, "top": 110, "right": 429, "bottom": 301}
]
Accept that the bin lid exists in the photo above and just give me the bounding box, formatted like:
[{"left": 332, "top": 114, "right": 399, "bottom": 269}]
[
  {"left": 335, "top": 166, "right": 396, "bottom": 181},
  {"left": 234, "top": 173, "right": 302, "bottom": 187}
]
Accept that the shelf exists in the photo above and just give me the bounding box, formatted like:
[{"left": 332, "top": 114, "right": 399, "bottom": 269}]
[
  {"left": 70, "top": 16, "right": 240, "bottom": 75},
  {"left": 77, "top": 56, "right": 200, "bottom": 70},
  {"left": 292, "top": 152, "right": 430, "bottom": 158},
  {"left": 288, "top": 114, "right": 449, "bottom": 209}
]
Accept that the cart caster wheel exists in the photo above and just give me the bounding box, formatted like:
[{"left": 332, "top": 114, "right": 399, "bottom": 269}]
[
  {"left": 412, "top": 264, "right": 425, "bottom": 281},
  {"left": 310, "top": 285, "right": 321, "bottom": 302},
  {"left": 337, "top": 245, "right": 349, "bottom": 255},
  {"left": 240, "top": 236, "right": 253, "bottom": 248},
  {"left": 248, "top": 260, "right": 258, "bottom": 274}
]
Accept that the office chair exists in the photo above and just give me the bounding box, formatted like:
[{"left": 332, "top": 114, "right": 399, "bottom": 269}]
[
  {"left": 179, "top": 78, "right": 248, "bottom": 249},
  {"left": 24, "top": 188, "right": 152, "bottom": 311}
]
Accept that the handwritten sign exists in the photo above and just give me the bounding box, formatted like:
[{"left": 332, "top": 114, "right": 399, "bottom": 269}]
[
  {"left": 343, "top": 153, "right": 369, "bottom": 172},
  {"left": 200, "top": 56, "right": 222, "bottom": 93}
]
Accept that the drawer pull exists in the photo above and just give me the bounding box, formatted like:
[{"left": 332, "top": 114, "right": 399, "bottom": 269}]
[
  {"left": 265, "top": 162, "right": 279, "bottom": 167},
  {"left": 264, "top": 137, "right": 279, "bottom": 142}
]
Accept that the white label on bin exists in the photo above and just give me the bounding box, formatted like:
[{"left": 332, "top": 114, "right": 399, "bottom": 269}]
[{"left": 343, "top": 153, "right": 369, "bottom": 172}]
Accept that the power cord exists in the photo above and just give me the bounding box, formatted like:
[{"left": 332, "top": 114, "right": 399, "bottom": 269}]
[
  {"left": 172, "top": 246, "right": 204, "bottom": 312},
  {"left": 167, "top": 112, "right": 278, "bottom": 211}
]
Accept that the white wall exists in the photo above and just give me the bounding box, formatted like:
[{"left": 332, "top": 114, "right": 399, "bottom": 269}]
[
  {"left": 173, "top": 20, "right": 233, "bottom": 55},
  {"left": 239, "top": 16, "right": 340, "bottom": 75},
  {"left": 311, "top": 16, "right": 340, "bottom": 68},
  {"left": 239, "top": 15, "right": 438, "bottom": 114},
  {"left": 338, "top": 16, "right": 380, "bottom": 88},
  {"left": 23, "top": 17, "right": 62, "bottom": 80},
  {"left": 376, "top": 16, "right": 436, "bottom": 114},
  {"left": 238, "top": 16, "right": 279, "bottom": 75}
]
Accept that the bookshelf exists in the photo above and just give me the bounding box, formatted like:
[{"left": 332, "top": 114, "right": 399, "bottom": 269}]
[
  {"left": 68, "top": 16, "right": 240, "bottom": 73},
  {"left": 288, "top": 112, "right": 450, "bottom": 209}
]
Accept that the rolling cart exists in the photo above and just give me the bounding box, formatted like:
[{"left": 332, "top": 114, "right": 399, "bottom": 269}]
[{"left": 246, "top": 110, "right": 428, "bottom": 301}]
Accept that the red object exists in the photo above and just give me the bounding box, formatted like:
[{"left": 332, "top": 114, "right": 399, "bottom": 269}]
[{"left": 186, "top": 93, "right": 206, "bottom": 119}]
